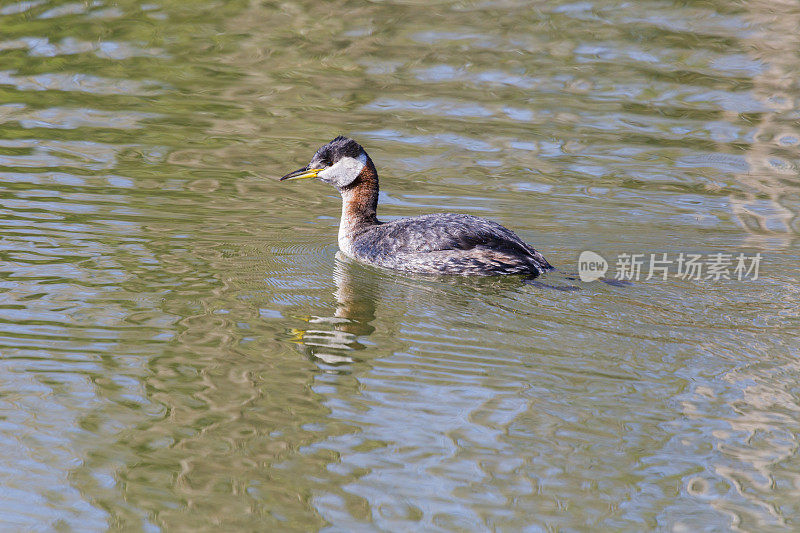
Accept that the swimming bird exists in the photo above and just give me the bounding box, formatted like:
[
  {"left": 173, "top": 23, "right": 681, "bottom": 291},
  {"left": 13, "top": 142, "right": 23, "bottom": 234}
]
[{"left": 280, "top": 136, "right": 552, "bottom": 276}]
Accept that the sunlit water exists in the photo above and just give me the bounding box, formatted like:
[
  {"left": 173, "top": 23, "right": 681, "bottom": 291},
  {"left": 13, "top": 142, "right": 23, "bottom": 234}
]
[{"left": 1, "top": 0, "right": 799, "bottom": 530}]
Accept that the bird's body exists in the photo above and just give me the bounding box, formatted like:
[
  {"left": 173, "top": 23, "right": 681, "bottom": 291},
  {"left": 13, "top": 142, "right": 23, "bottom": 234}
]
[
  {"left": 341, "top": 213, "right": 550, "bottom": 275},
  {"left": 281, "top": 136, "right": 552, "bottom": 277}
]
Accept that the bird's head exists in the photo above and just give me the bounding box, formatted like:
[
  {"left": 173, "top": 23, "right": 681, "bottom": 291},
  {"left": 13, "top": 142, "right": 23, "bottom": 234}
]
[{"left": 280, "top": 136, "right": 370, "bottom": 190}]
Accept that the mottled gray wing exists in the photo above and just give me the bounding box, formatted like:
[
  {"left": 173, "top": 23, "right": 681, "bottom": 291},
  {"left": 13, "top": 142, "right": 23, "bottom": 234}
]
[{"left": 355, "top": 213, "right": 541, "bottom": 259}]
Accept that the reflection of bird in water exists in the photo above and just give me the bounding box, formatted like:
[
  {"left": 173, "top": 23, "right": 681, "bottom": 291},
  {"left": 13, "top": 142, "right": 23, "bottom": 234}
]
[
  {"left": 288, "top": 257, "right": 377, "bottom": 366},
  {"left": 281, "top": 136, "right": 552, "bottom": 277}
]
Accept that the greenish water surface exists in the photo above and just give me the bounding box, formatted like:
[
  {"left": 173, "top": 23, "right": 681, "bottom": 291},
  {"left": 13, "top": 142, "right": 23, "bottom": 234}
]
[{"left": 1, "top": 0, "right": 799, "bottom": 530}]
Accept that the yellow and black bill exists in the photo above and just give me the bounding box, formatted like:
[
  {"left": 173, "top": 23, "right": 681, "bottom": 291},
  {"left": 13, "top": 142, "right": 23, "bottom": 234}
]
[{"left": 280, "top": 167, "right": 323, "bottom": 181}]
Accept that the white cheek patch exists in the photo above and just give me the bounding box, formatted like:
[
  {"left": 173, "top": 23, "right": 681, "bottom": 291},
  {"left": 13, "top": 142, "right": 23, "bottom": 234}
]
[{"left": 318, "top": 154, "right": 367, "bottom": 187}]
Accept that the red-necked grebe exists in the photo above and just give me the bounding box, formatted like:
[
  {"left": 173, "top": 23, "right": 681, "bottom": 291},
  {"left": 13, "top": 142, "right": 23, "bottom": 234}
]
[{"left": 280, "top": 136, "right": 552, "bottom": 277}]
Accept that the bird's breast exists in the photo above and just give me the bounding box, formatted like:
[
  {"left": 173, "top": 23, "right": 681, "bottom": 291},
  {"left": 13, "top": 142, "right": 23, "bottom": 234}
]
[{"left": 337, "top": 227, "right": 357, "bottom": 258}]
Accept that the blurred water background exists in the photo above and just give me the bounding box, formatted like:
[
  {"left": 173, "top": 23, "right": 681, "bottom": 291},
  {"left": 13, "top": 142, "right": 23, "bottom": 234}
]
[{"left": 1, "top": 0, "right": 799, "bottom": 530}]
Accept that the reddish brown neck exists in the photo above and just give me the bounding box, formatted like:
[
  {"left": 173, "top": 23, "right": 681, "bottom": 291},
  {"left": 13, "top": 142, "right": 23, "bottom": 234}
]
[{"left": 339, "top": 158, "right": 380, "bottom": 232}]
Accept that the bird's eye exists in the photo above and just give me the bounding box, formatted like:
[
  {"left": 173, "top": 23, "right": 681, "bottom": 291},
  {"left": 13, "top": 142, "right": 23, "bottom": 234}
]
[{"left": 314, "top": 152, "right": 332, "bottom": 168}]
